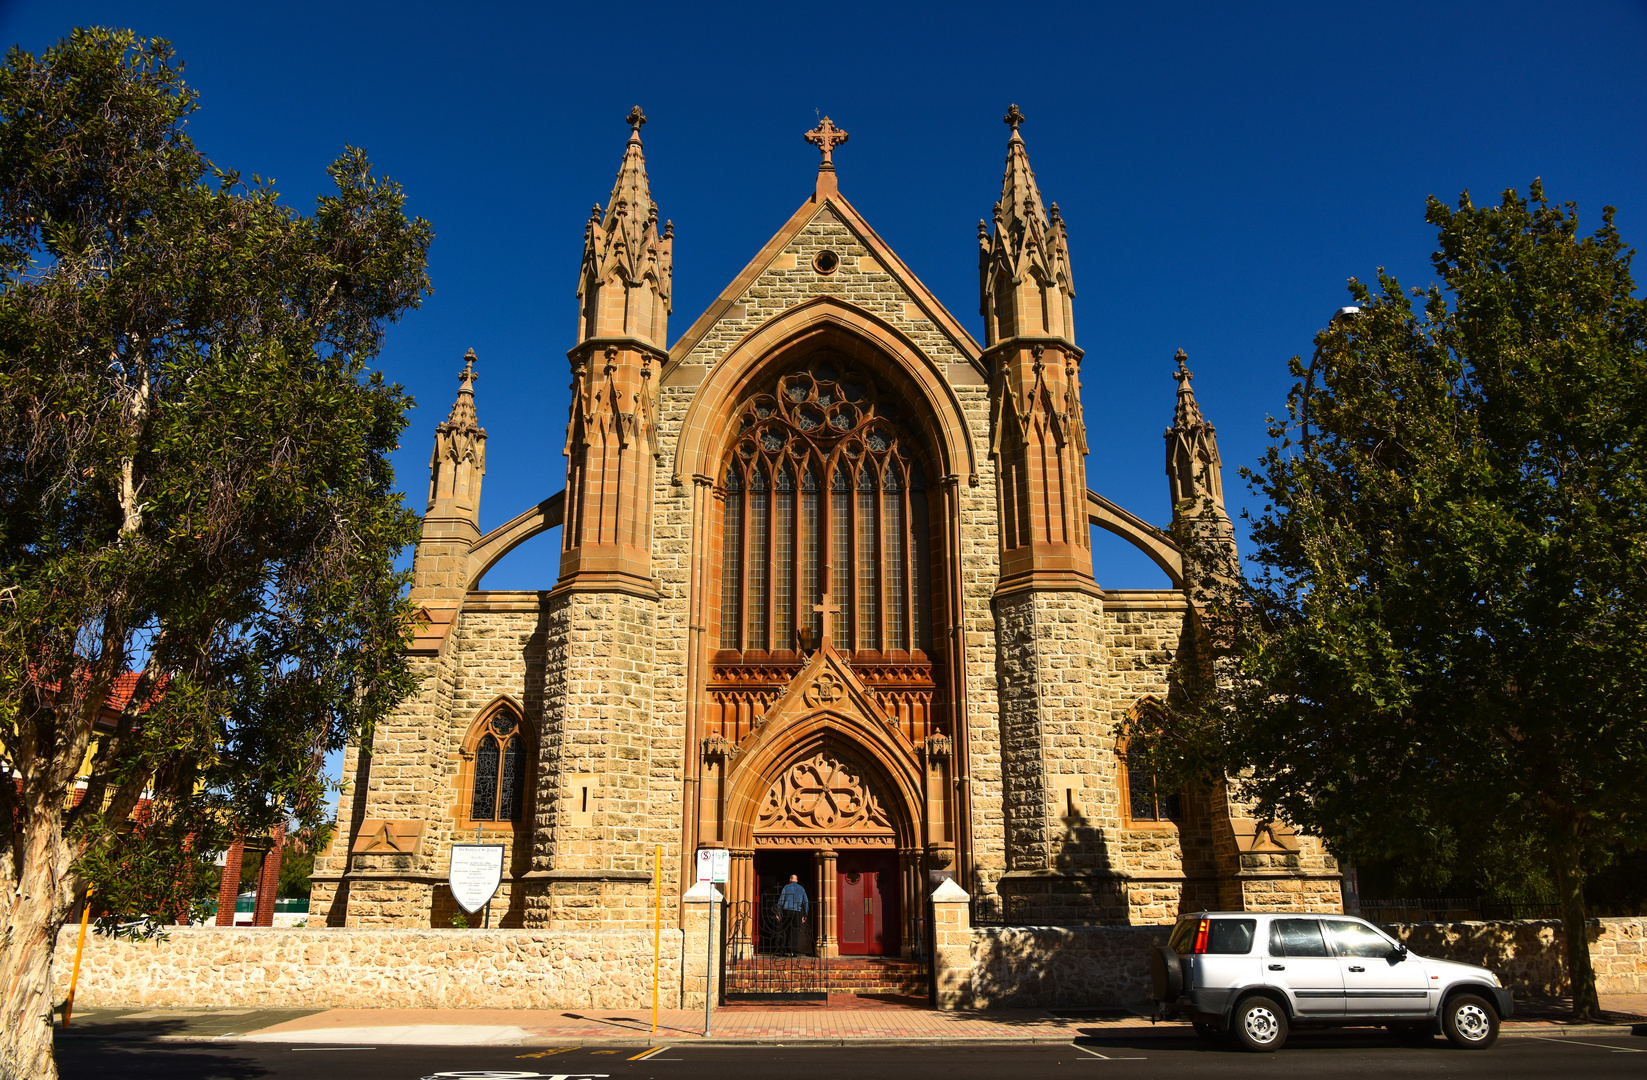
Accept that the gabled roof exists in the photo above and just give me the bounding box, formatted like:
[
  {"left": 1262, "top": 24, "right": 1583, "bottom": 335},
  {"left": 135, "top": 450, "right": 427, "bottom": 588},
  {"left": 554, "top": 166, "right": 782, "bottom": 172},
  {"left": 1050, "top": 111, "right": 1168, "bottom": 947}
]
[{"left": 663, "top": 174, "right": 983, "bottom": 382}]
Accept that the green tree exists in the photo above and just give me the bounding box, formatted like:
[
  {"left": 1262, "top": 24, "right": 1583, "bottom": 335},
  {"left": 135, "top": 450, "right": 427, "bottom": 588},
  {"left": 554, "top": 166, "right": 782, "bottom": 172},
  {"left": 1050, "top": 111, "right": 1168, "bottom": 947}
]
[
  {"left": 1139, "top": 181, "right": 1647, "bottom": 1020},
  {"left": 0, "top": 29, "right": 429, "bottom": 1077}
]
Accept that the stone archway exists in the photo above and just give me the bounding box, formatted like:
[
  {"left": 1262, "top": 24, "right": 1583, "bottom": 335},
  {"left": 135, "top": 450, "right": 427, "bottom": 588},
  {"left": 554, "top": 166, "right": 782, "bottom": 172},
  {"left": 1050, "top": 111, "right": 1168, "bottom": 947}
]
[{"left": 708, "top": 648, "right": 934, "bottom": 959}]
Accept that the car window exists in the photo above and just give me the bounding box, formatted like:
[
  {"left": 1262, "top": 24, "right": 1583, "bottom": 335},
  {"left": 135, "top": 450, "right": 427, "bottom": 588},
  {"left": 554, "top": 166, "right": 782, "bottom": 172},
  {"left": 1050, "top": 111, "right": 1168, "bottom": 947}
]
[
  {"left": 1325, "top": 919, "right": 1395, "bottom": 958},
  {"left": 1205, "top": 919, "right": 1256, "bottom": 954},
  {"left": 1168, "top": 919, "right": 1198, "bottom": 955},
  {"left": 1269, "top": 918, "right": 1329, "bottom": 957}
]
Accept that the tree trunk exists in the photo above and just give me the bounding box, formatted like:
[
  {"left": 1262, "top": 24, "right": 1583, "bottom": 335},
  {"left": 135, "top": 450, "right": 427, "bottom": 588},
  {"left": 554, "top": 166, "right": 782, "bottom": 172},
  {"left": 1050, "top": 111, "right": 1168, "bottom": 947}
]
[
  {"left": 0, "top": 806, "right": 76, "bottom": 1080},
  {"left": 1551, "top": 832, "right": 1600, "bottom": 1021}
]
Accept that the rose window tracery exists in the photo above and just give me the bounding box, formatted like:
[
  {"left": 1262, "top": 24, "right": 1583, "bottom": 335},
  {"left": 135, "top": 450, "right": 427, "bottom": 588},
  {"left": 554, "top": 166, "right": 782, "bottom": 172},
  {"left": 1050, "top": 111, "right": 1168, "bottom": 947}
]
[{"left": 718, "top": 359, "right": 932, "bottom": 657}]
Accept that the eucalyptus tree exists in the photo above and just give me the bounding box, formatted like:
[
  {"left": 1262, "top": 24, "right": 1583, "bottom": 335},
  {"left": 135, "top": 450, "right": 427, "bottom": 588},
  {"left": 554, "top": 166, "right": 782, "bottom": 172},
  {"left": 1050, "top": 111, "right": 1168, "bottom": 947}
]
[
  {"left": 1139, "top": 182, "right": 1647, "bottom": 1020},
  {"left": 0, "top": 29, "right": 430, "bottom": 1077}
]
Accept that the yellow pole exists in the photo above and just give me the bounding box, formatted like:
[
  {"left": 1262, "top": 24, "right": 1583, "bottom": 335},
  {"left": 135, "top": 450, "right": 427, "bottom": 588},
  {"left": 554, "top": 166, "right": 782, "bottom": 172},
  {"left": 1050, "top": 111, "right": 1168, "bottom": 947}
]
[
  {"left": 652, "top": 844, "right": 661, "bottom": 1033},
  {"left": 62, "top": 887, "right": 93, "bottom": 1028}
]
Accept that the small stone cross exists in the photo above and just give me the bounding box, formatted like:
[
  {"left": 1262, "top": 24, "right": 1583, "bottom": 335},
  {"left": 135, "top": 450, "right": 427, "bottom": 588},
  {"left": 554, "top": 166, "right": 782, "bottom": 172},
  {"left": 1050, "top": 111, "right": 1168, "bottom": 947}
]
[
  {"left": 804, "top": 116, "right": 849, "bottom": 167},
  {"left": 1004, "top": 104, "right": 1025, "bottom": 134},
  {"left": 626, "top": 106, "right": 647, "bottom": 136},
  {"left": 813, "top": 590, "right": 843, "bottom": 645}
]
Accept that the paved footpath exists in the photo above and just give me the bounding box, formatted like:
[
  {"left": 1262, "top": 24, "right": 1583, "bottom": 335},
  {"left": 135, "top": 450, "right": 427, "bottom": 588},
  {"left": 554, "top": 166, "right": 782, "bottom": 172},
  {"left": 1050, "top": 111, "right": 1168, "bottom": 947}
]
[{"left": 55, "top": 993, "right": 1647, "bottom": 1047}]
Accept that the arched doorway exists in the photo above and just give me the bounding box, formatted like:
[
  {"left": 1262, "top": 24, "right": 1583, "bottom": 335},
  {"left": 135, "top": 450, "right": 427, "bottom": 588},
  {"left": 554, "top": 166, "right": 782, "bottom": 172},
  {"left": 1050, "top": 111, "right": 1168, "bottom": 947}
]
[{"left": 713, "top": 648, "right": 930, "bottom": 961}]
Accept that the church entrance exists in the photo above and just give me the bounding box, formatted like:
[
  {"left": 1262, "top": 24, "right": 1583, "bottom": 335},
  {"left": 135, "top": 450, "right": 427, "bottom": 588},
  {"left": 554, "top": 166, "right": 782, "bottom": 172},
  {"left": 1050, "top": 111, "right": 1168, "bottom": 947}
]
[
  {"left": 753, "top": 850, "right": 815, "bottom": 956},
  {"left": 836, "top": 850, "right": 899, "bottom": 956}
]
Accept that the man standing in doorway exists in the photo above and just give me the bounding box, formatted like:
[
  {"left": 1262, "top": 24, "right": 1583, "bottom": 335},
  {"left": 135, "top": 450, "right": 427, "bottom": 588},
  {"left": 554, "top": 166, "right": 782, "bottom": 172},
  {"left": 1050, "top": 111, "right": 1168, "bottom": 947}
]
[{"left": 777, "top": 874, "right": 809, "bottom": 955}]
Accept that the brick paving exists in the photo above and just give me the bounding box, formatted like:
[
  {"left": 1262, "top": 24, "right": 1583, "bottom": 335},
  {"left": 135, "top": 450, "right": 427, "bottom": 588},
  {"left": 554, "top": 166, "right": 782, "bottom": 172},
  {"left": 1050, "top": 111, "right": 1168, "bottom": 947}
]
[{"left": 61, "top": 995, "right": 1647, "bottom": 1047}]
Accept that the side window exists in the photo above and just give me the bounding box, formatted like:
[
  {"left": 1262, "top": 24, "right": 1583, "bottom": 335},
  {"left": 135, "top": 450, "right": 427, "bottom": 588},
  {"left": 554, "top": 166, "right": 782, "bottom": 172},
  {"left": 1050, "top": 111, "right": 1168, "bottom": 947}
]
[
  {"left": 1168, "top": 919, "right": 1198, "bottom": 956},
  {"left": 1205, "top": 919, "right": 1256, "bottom": 954},
  {"left": 1325, "top": 919, "right": 1395, "bottom": 958},
  {"left": 1270, "top": 918, "right": 1329, "bottom": 957}
]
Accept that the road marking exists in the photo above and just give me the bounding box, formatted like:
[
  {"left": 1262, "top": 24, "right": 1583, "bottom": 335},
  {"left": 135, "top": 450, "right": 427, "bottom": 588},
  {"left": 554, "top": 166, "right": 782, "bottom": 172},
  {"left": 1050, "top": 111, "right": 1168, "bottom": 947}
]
[
  {"left": 519, "top": 1048, "right": 580, "bottom": 1058},
  {"left": 1529, "top": 1036, "right": 1644, "bottom": 1053},
  {"left": 1071, "top": 1043, "right": 1145, "bottom": 1061},
  {"left": 590, "top": 1049, "right": 620, "bottom": 1054},
  {"left": 628, "top": 1047, "right": 670, "bottom": 1061},
  {"left": 290, "top": 1046, "right": 375, "bottom": 1051}
]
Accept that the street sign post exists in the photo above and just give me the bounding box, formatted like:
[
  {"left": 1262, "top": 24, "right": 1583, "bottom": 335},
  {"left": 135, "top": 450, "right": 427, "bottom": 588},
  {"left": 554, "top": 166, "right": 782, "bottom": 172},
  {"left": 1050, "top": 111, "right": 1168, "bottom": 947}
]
[{"left": 695, "top": 847, "right": 729, "bottom": 883}]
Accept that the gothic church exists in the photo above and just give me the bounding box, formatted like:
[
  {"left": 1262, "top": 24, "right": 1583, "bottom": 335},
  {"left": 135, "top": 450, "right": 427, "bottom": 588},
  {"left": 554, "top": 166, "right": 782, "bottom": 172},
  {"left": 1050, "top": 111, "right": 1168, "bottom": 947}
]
[{"left": 310, "top": 106, "right": 1342, "bottom": 959}]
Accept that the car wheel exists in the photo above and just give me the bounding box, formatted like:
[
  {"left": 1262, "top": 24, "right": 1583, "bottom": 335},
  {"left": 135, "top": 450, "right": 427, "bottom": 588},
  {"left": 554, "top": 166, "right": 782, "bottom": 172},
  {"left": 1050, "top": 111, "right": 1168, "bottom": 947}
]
[
  {"left": 1231, "top": 995, "right": 1288, "bottom": 1052},
  {"left": 1442, "top": 993, "right": 1499, "bottom": 1049}
]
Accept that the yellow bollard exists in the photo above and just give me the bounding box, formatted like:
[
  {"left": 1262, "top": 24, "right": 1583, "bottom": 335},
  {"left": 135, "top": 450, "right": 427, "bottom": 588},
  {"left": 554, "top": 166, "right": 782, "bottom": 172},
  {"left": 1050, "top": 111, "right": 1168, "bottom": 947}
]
[
  {"left": 652, "top": 844, "right": 661, "bottom": 1033},
  {"left": 62, "top": 886, "right": 93, "bottom": 1027}
]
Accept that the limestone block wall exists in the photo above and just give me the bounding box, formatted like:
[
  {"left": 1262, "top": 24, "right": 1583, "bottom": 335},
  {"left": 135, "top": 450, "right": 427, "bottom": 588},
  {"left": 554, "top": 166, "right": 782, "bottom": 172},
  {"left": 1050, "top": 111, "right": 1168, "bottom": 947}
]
[
  {"left": 311, "top": 601, "right": 549, "bottom": 928},
  {"left": 1387, "top": 917, "right": 1647, "bottom": 997},
  {"left": 960, "top": 925, "right": 1172, "bottom": 1008},
  {"left": 52, "top": 926, "right": 685, "bottom": 1010},
  {"left": 529, "top": 589, "right": 663, "bottom": 930}
]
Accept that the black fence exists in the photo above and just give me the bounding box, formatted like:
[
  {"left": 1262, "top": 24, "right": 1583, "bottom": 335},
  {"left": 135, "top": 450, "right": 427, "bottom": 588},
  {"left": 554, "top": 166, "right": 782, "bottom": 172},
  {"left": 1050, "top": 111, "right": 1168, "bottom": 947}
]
[
  {"left": 1360, "top": 897, "right": 1563, "bottom": 923},
  {"left": 722, "top": 897, "right": 824, "bottom": 1001}
]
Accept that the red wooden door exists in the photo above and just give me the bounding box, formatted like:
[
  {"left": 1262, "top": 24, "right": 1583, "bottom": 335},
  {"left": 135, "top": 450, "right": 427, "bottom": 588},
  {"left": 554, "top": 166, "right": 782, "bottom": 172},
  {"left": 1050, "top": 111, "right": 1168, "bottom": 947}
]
[{"left": 836, "top": 854, "right": 899, "bottom": 956}]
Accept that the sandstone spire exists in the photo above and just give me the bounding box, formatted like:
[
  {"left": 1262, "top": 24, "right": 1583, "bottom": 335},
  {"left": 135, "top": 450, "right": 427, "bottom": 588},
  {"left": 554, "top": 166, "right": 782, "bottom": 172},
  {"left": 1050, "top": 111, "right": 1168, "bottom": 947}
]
[
  {"left": 1165, "top": 350, "right": 1236, "bottom": 583},
  {"left": 980, "top": 105, "right": 1091, "bottom": 593},
  {"left": 560, "top": 109, "right": 669, "bottom": 595},
  {"left": 412, "top": 349, "right": 488, "bottom": 603}
]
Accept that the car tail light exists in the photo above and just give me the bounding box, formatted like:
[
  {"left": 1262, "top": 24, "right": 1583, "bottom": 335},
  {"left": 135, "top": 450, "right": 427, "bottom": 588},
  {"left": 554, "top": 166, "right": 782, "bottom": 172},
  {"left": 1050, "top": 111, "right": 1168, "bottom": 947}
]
[{"left": 1192, "top": 917, "right": 1210, "bottom": 954}]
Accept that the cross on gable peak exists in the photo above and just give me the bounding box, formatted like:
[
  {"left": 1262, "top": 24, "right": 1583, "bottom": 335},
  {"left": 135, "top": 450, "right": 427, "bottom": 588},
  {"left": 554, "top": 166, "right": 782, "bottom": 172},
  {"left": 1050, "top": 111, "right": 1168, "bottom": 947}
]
[
  {"left": 1004, "top": 103, "right": 1025, "bottom": 136},
  {"left": 626, "top": 106, "right": 647, "bottom": 139},
  {"left": 804, "top": 116, "right": 849, "bottom": 169}
]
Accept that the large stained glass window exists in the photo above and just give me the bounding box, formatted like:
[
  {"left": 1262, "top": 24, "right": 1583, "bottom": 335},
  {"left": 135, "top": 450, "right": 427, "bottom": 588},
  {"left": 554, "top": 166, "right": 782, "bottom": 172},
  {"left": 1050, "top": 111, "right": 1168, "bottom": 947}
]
[
  {"left": 717, "top": 360, "right": 933, "bottom": 658},
  {"left": 470, "top": 707, "right": 527, "bottom": 822}
]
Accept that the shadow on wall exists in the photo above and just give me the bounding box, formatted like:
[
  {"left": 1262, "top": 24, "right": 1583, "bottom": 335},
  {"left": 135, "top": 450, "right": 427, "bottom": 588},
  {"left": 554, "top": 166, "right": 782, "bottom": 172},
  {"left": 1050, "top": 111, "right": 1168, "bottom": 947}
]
[{"left": 965, "top": 924, "right": 1171, "bottom": 1009}]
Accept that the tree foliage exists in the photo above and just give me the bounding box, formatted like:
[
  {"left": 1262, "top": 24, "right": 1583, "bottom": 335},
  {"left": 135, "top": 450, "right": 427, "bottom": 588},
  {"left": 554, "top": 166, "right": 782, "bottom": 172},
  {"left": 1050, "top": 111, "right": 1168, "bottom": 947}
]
[
  {"left": 0, "top": 28, "right": 429, "bottom": 1077},
  {"left": 1138, "top": 181, "right": 1647, "bottom": 1018}
]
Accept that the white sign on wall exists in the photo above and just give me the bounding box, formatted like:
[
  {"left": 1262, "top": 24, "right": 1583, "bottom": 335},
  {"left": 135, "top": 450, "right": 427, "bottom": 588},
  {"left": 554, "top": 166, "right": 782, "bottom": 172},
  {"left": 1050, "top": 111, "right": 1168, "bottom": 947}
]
[
  {"left": 448, "top": 843, "right": 505, "bottom": 914},
  {"left": 695, "top": 847, "right": 729, "bottom": 883}
]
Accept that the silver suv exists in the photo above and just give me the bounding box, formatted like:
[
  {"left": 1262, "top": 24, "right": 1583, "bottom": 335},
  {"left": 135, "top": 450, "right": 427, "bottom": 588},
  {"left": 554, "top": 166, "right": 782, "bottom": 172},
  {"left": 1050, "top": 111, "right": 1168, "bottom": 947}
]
[{"left": 1149, "top": 911, "right": 1514, "bottom": 1052}]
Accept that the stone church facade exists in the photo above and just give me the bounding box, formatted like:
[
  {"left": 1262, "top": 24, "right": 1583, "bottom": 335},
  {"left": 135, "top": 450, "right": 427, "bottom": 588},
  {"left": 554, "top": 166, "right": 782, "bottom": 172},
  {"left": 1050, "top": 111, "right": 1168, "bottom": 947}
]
[{"left": 310, "top": 106, "right": 1341, "bottom": 955}]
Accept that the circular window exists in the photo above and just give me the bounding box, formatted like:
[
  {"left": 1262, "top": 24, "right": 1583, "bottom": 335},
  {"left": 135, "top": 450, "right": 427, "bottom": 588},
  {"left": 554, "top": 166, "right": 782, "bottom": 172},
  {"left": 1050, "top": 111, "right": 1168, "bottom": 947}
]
[
  {"left": 845, "top": 872, "right": 861, "bottom": 885},
  {"left": 813, "top": 250, "right": 840, "bottom": 274}
]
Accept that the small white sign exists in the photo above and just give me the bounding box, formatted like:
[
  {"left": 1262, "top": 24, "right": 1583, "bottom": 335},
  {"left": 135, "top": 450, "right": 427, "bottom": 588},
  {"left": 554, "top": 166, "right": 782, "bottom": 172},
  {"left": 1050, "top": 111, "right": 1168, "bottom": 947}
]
[
  {"left": 448, "top": 843, "right": 505, "bottom": 914},
  {"left": 695, "top": 847, "right": 729, "bottom": 883}
]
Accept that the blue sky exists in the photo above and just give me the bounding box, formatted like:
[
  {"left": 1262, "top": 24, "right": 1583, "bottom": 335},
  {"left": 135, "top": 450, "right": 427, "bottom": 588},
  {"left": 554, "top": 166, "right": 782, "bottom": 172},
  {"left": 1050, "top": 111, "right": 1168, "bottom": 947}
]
[{"left": 5, "top": 2, "right": 1645, "bottom": 586}]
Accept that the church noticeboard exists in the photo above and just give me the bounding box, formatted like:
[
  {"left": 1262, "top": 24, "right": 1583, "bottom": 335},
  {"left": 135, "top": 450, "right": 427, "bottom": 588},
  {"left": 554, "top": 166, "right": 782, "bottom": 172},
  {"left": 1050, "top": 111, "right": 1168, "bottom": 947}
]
[{"left": 448, "top": 843, "right": 505, "bottom": 914}]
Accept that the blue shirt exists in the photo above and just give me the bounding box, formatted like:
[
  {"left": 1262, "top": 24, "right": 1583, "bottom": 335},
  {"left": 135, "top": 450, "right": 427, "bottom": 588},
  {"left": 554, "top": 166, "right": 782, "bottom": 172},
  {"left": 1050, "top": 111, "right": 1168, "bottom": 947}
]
[{"left": 778, "top": 882, "right": 809, "bottom": 914}]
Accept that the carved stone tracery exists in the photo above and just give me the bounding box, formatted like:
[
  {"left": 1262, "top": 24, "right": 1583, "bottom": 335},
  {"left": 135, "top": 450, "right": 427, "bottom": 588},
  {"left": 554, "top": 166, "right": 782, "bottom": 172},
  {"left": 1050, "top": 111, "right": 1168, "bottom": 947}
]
[{"left": 755, "top": 752, "right": 892, "bottom": 834}]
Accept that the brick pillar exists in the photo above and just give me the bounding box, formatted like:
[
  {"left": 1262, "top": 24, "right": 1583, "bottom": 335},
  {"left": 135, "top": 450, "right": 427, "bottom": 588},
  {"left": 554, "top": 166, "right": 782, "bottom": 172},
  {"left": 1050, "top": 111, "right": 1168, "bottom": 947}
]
[
  {"left": 252, "top": 823, "right": 286, "bottom": 927},
  {"left": 682, "top": 881, "right": 724, "bottom": 1009},
  {"left": 215, "top": 837, "right": 245, "bottom": 926},
  {"left": 931, "top": 879, "right": 973, "bottom": 1010}
]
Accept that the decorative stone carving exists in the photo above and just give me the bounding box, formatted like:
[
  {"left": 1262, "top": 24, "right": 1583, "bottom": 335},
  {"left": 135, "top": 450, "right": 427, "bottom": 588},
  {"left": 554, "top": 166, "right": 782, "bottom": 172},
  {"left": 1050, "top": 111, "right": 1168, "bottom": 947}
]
[
  {"left": 802, "top": 671, "right": 847, "bottom": 709},
  {"left": 924, "top": 733, "right": 952, "bottom": 760},
  {"left": 350, "top": 819, "right": 425, "bottom": 855},
  {"left": 701, "top": 734, "right": 738, "bottom": 762},
  {"left": 927, "top": 845, "right": 955, "bottom": 869},
  {"left": 756, "top": 753, "right": 891, "bottom": 833}
]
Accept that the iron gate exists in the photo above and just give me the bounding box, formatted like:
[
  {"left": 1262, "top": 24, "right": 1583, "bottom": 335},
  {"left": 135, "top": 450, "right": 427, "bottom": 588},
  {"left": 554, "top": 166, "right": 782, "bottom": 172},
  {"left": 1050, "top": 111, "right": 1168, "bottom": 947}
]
[{"left": 722, "top": 895, "right": 825, "bottom": 1001}]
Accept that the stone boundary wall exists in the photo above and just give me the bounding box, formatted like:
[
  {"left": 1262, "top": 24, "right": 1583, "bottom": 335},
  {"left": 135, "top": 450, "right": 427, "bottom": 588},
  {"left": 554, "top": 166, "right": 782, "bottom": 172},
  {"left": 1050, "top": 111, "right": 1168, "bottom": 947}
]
[
  {"left": 52, "top": 926, "right": 686, "bottom": 1010},
  {"left": 955, "top": 925, "right": 1172, "bottom": 1009},
  {"left": 1386, "top": 917, "right": 1646, "bottom": 997}
]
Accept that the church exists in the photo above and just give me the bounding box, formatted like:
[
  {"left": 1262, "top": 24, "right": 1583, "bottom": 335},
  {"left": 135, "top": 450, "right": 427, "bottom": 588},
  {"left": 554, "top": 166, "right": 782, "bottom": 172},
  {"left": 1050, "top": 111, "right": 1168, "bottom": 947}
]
[{"left": 309, "top": 105, "right": 1341, "bottom": 978}]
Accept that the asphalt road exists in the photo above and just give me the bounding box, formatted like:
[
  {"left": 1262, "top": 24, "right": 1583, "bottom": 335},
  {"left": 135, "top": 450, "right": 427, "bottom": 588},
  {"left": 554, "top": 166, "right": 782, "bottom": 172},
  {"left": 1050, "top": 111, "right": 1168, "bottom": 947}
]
[{"left": 54, "top": 1032, "right": 1647, "bottom": 1080}]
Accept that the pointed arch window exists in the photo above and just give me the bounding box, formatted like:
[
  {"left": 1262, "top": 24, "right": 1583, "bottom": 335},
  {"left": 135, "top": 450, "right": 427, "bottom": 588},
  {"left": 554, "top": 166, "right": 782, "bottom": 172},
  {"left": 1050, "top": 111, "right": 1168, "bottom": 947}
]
[
  {"left": 468, "top": 705, "right": 529, "bottom": 823},
  {"left": 717, "top": 360, "right": 933, "bottom": 658}
]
